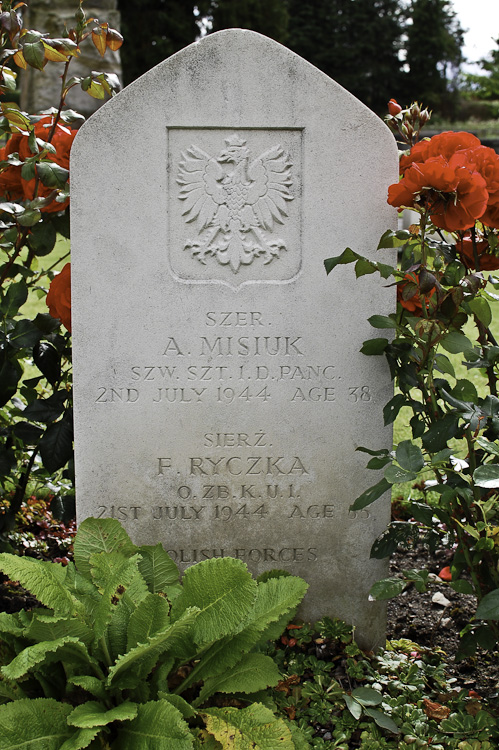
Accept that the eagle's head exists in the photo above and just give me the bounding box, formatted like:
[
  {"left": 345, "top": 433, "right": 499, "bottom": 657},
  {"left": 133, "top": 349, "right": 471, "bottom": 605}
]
[{"left": 218, "top": 134, "right": 250, "bottom": 164}]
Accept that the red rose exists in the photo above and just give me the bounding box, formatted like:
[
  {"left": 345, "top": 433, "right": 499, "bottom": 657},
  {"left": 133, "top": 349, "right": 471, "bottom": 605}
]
[{"left": 46, "top": 263, "right": 71, "bottom": 332}]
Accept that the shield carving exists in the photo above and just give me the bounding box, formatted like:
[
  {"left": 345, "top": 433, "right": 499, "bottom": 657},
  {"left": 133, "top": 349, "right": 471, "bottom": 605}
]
[{"left": 167, "top": 127, "right": 302, "bottom": 289}]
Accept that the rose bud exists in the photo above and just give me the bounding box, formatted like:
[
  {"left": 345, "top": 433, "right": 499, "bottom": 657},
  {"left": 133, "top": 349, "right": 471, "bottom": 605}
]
[{"left": 388, "top": 98, "right": 402, "bottom": 116}]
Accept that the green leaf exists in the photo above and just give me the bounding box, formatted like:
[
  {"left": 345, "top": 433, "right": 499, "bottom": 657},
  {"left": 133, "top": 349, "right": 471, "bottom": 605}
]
[
  {"left": 39, "top": 417, "right": 73, "bottom": 472},
  {"left": 9, "top": 319, "right": 42, "bottom": 349},
  {"left": 449, "top": 580, "right": 474, "bottom": 595},
  {"left": 114, "top": 699, "right": 194, "bottom": 749},
  {"left": 440, "top": 331, "right": 474, "bottom": 355},
  {"left": 17, "top": 208, "right": 42, "bottom": 227},
  {"left": 360, "top": 338, "right": 389, "bottom": 355},
  {"left": 368, "top": 314, "right": 397, "bottom": 329},
  {"left": 343, "top": 694, "right": 362, "bottom": 720},
  {"left": 2, "top": 636, "right": 93, "bottom": 680},
  {"left": 350, "top": 477, "right": 392, "bottom": 511},
  {"left": 324, "top": 248, "right": 359, "bottom": 275},
  {"left": 395, "top": 440, "right": 425, "bottom": 472},
  {"left": 384, "top": 464, "right": 417, "bottom": 484},
  {"left": 476, "top": 437, "right": 499, "bottom": 457},
  {"left": 370, "top": 522, "right": 418, "bottom": 559},
  {"left": 473, "top": 464, "right": 499, "bottom": 488},
  {"left": 73, "top": 517, "right": 138, "bottom": 580},
  {"left": 364, "top": 707, "right": 400, "bottom": 733},
  {"left": 126, "top": 593, "right": 171, "bottom": 651},
  {"left": 369, "top": 577, "right": 406, "bottom": 600},
  {"left": 468, "top": 296, "right": 492, "bottom": 328},
  {"left": 355, "top": 258, "right": 376, "bottom": 277},
  {"left": 2, "top": 280, "right": 28, "bottom": 316},
  {"left": 422, "top": 413, "right": 460, "bottom": 452},
  {"left": 23, "top": 40, "right": 46, "bottom": 69},
  {"left": 377, "top": 229, "right": 410, "bottom": 248},
  {"left": 196, "top": 653, "right": 281, "bottom": 706},
  {"left": 67, "top": 675, "right": 107, "bottom": 701},
  {"left": 0, "top": 698, "right": 73, "bottom": 749},
  {"left": 383, "top": 394, "right": 406, "bottom": 425},
  {"left": 59, "top": 727, "right": 101, "bottom": 750},
  {"left": 138, "top": 543, "right": 179, "bottom": 592},
  {"left": 202, "top": 703, "right": 294, "bottom": 750},
  {"left": 451, "top": 379, "right": 478, "bottom": 404},
  {"left": 24, "top": 611, "right": 93, "bottom": 645},
  {"left": 107, "top": 608, "right": 199, "bottom": 689},
  {"left": 0, "top": 554, "right": 75, "bottom": 615},
  {"left": 36, "top": 161, "right": 69, "bottom": 189},
  {"left": 351, "top": 687, "right": 383, "bottom": 706},
  {"left": 171, "top": 557, "right": 257, "bottom": 645},
  {"left": 157, "top": 693, "right": 196, "bottom": 719},
  {"left": 434, "top": 353, "right": 455, "bottom": 378},
  {"left": 68, "top": 701, "right": 138, "bottom": 728}
]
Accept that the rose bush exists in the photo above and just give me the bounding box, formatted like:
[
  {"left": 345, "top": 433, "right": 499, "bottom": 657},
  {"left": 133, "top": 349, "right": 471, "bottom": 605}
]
[
  {"left": 0, "top": 0, "right": 121, "bottom": 542},
  {"left": 326, "top": 100, "right": 499, "bottom": 656}
]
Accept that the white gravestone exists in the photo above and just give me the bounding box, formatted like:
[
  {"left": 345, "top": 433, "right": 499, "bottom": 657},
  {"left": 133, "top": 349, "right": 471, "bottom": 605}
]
[{"left": 71, "top": 30, "right": 398, "bottom": 648}]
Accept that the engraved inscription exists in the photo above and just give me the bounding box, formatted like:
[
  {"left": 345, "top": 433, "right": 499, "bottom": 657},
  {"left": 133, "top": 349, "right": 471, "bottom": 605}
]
[{"left": 177, "top": 134, "right": 293, "bottom": 273}]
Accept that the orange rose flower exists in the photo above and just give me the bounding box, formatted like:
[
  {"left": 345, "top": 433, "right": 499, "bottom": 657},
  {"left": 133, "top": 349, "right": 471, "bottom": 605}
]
[
  {"left": 0, "top": 132, "right": 25, "bottom": 200},
  {"left": 456, "top": 233, "right": 499, "bottom": 271},
  {"left": 0, "top": 115, "right": 76, "bottom": 212},
  {"left": 389, "top": 131, "right": 499, "bottom": 233},
  {"left": 46, "top": 263, "right": 71, "bottom": 332},
  {"left": 388, "top": 98, "right": 402, "bottom": 116},
  {"left": 20, "top": 115, "right": 77, "bottom": 213}
]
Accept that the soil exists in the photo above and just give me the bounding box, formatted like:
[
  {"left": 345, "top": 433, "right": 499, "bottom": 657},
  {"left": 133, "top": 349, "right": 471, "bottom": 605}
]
[{"left": 388, "top": 545, "right": 499, "bottom": 702}]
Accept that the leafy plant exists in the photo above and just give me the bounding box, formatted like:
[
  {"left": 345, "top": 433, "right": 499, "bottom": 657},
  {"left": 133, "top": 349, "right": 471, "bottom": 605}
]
[
  {"left": 325, "top": 100, "right": 499, "bottom": 655},
  {"left": 0, "top": 516, "right": 309, "bottom": 748}
]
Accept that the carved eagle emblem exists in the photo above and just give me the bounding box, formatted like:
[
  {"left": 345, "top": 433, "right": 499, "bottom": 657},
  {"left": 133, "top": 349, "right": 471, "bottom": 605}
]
[{"left": 176, "top": 134, "right": 294, "bottom": 273}]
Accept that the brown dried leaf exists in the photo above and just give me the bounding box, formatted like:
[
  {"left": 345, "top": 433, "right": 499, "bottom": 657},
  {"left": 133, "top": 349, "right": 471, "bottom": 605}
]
[
  {"left": 91, "top": 25, "right": 107, "bottom": 57},
  {"left": 106, "top": 27, "right": 123, "bottom": 51},
  {"left": 423, "top": 698, "right": 451, "bottom": 722},
  {"left": 275, "top": 674, "right": 301, "bottom": 695}
]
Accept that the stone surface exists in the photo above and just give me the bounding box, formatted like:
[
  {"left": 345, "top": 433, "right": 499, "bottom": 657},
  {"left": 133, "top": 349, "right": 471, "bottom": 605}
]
[
  {"left": 20, "top": 0, "right": 122, "bottom": 119},
  {"left": 71, "top": 29, "right": 398, "bottom": 648}
]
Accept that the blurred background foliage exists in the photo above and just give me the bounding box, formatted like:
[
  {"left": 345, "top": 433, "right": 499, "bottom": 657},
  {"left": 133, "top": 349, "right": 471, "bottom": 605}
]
[{"left": 116, "top": 0, "right": 499, "bottom": 123}]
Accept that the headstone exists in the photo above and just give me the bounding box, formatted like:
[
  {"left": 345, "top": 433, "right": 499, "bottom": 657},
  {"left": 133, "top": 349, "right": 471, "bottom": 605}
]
[{"left": 71, "top": 30, "right": 398, "bottom": 648}]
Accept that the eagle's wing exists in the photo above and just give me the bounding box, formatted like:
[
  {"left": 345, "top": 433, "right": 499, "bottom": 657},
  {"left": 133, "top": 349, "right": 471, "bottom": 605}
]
[
  {"left": 177, "top": 146, "right": 225, "bottom": 229},
  {"left": 246, "top": 145, "right": 293, "bottom": 231}
]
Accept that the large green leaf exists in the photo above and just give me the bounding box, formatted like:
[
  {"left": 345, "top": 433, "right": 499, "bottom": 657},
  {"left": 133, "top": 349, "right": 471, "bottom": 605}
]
[
  {"left": 24, "top": 612, "right": 93, "bottom": 646},
  {"left": 202, "top": 703, "right": 294, "bottom": 750},
  {"left": 126, "top": 593, "right": 171, "bottom": 651},
  {"left": 196, "top": 653, "right": 281, "bottom": 706},
  {"left": 476, "top": 588, "right": 499, "bottom": 620},
  {"left": 0, "top": 555, "right": 75, "bottom": 616},
  {"left": 171, "top": 558, "right": 257, "bottom": 644},
  {"left": 473, "top": 464, "right": 499, "bottom": 488},
  {"left": 244, "top": 575, "right": 308, "bottom": 646},
  {"left": 107, "top": 608, "right": 199, "bottom": 690},
  {"left": 138, "top": 543, "right": 179, "bottom": 592},
  {"left": 395, "top": 441, "right": 424, "bottom": 473},
  {"left": 68, "top": 701, "right": 138, "bottom": 728},
  {"left": 59, "top": 727, "right": 101, "bottom": 750},
  {"left": 74, "top": 518, "right": 137, "bottom": 580},
  {"left": 92, "top": 553, "right": 148, "bottom": 647},
  {"left": 350, "top": 478, "right": 392, "bottom": 512},
  {"left": 0, "top": 698, "right": 73, "bottom": 749},
  {"left": 369, "top": 577, "right": 407, "bottom": 600},
  {"left": 113, "top": 699, "right": 193, "bottom": 749},
  {"left": 2, "top": 636, "right": 94, "bottom": 680}
]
